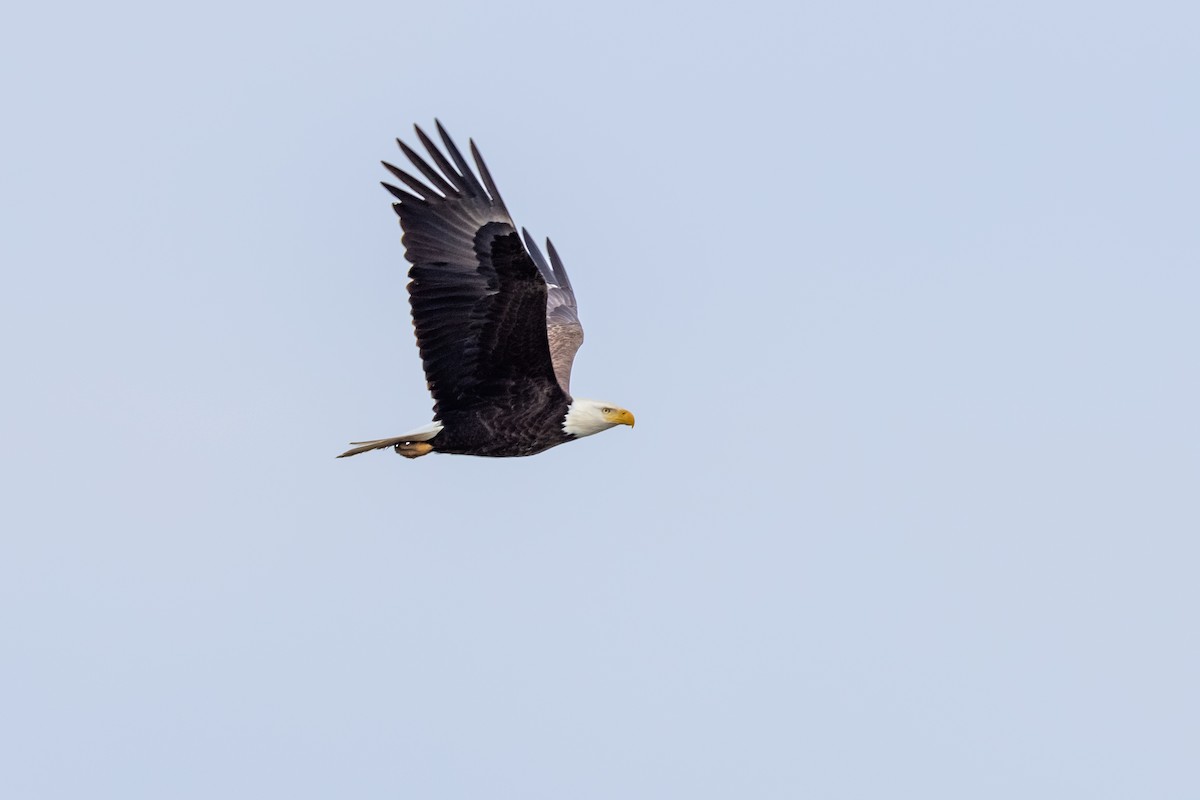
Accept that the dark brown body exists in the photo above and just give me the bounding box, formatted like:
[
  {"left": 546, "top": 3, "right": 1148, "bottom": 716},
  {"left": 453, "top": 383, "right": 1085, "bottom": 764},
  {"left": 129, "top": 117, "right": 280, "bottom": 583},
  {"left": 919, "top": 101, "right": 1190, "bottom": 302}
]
[{"left": 427, "top": 393, "right": 573, "bottom": 457}]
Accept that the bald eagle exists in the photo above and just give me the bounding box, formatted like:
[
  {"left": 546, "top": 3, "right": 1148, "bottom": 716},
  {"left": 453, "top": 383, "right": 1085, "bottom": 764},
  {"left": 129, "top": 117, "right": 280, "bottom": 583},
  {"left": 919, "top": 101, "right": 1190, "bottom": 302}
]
[{"left": 337, "top": 122, "right": 635, "bottom": 459}]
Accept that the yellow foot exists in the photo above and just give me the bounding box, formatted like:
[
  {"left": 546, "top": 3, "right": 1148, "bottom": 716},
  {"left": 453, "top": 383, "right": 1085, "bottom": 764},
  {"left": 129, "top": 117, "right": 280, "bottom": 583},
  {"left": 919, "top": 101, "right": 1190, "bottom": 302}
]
[{"left": 395, "top": 441, "right": 434, "bottom": 459}]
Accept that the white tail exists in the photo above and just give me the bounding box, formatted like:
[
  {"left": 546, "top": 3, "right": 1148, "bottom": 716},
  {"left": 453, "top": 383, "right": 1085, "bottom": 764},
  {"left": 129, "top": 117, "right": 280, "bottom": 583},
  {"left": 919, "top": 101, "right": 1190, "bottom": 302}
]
[{"left": 336, "top": 421, "right": 443, "bottom": 458}]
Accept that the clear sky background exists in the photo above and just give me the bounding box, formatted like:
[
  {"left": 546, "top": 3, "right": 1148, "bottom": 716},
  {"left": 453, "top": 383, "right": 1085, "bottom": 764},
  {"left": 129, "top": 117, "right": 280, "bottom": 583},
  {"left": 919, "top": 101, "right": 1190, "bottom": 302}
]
[{"left": 3, "top": 1, "right": 1198, "bottom": 797}]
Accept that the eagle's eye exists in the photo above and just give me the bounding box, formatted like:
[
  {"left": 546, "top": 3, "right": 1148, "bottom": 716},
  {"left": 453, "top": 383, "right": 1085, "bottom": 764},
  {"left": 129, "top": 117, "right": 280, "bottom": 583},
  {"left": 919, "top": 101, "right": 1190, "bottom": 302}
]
[{"left": 601, "top": 407, "right": 612, "bottom": 414}]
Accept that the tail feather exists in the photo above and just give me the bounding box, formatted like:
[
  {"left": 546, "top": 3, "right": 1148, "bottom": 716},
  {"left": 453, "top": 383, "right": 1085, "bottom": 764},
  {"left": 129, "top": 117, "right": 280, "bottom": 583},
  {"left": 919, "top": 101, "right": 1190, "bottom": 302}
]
[
  {"left": 337, "top": 437, "right": 410, "bottom": 458},
  {"left": 336, "top": 421, "right": 443, "bottom": 459}
]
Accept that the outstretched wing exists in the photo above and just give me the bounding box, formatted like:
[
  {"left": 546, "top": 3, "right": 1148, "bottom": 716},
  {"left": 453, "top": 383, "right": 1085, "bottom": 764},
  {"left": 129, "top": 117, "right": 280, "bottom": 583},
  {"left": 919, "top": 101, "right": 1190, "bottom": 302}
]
[
  {"left": 381, "top": 122, "right": 567, "bottom": 418},
  {"left": 522, "top": 230, "right": 584, "bottom": 394}
]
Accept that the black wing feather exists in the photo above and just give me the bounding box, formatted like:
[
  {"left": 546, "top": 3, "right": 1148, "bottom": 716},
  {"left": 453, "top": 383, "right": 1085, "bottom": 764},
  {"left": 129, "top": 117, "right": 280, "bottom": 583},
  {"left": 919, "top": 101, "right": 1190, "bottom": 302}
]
[
  {"left": 470, "top": 139, "right": 509, "bottom": 216},
  {"left": 381, "top": 180, "right": 422, "bottom": 204},
  {"left": 382, "top": 161, "right": 443, "bottom": 201},
  {"left": 388, "top": 124, "right": 567, "bottom": 419},
  {"left": 395, "top": 138, "right": 458, "bottom": 198},
  {"left": 522, "top": 228, "right": 554, "bottom": 283},
  {"left": 414, "top": 125, "right": 474, "bottom": 198},
  {"left": 436, "top": 119, "right": 488, "bottom": 199},
  {"left": 545, "top": 238, "right": 575, "bottom": 293}
]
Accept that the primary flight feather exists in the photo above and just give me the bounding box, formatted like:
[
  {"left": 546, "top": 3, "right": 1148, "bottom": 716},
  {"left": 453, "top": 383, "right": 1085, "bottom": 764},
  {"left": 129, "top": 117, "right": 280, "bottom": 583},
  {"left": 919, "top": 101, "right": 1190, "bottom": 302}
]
[{"left": 338, "top": 121, "right": 635, "bottom": 460}]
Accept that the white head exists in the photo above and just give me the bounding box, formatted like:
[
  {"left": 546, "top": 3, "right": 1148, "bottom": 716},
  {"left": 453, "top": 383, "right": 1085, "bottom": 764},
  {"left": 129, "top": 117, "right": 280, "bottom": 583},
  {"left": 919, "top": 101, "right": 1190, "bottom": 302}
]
[{"left": 563, "top": 398, "right": 636, "bottom": 438}]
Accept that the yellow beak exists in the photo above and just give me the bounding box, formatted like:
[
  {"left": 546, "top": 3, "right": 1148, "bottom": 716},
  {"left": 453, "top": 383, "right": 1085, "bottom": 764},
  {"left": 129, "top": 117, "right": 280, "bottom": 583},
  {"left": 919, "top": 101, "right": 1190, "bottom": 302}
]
[{"left": 611, "top": 409, "right": 635, "bottom": 428}]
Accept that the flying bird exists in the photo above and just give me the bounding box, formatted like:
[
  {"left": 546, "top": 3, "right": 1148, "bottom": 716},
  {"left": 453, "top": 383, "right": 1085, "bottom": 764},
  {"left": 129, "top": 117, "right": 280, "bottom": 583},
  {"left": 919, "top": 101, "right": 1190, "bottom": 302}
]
[{"left": 338, "top": 122, "right": 635, "bottom": 459}]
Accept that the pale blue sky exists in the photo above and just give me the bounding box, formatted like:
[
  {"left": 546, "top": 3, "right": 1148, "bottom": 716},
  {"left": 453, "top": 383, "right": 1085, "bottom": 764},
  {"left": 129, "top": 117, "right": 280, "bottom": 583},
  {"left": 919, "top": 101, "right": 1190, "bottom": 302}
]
[{"left": 3, "top": 1, "right": 1198, "bottom": 797}]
